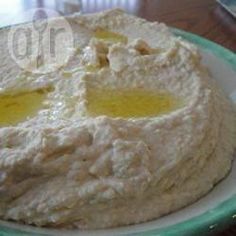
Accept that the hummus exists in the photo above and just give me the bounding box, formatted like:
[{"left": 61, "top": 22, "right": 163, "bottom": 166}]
[{"left": 0, "top": 9, "right": 235, "bottom": 229}]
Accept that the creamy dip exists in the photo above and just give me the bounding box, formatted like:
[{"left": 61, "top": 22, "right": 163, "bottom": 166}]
[{"left": 0, "top": 9, "right": 235, "bottom": 229}]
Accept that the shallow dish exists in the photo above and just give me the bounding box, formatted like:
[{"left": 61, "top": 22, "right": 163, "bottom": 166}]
[{"left": 0, "top": 27, "right": 235, "bottom": 236}]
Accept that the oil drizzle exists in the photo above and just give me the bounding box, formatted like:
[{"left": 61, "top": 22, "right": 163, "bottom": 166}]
[
  {"left": 0, "top": 89, "right": 49, "bottom": 126},
  {"left": 86, "top": 88, "right": 182, "bottom": 118},
  {"left": 94, "top": 29, "right": 128, "bottom": 44}
]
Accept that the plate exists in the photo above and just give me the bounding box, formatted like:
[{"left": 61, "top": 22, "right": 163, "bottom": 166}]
[{"left": 0, "top": 28, "right": 235, "bottom": 236}]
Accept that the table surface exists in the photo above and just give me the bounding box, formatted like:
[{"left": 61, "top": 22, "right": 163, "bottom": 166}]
[
  {"left": 0, "top": 0, "right": 235, "bottom": 51},
  {"left": 0, "top": 0, "right": 236, "bottom": 235}
]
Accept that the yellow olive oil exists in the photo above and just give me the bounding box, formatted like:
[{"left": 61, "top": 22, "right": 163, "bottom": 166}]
[
  {"left": 86, "top": 88, "right": 182, "bottom": 118},
  {"left": 94, "top": 29, "right": 128, "bottom": 44},
  {"left": 0, "top": 90, "right": 48, "bottom": 126}
]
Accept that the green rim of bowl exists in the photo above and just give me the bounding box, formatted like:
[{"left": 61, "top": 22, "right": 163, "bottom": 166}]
[
  {"left": 0, "top": 28, "right": 236, "bottom": 236},
  {"left": 172, "top": 28, "right": 236, "bottom": 69}
]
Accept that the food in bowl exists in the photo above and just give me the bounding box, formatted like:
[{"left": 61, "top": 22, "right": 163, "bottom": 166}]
[{"left": 0, "top": 9, "right": 235, "bottom": 229}]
